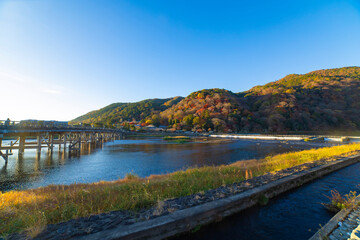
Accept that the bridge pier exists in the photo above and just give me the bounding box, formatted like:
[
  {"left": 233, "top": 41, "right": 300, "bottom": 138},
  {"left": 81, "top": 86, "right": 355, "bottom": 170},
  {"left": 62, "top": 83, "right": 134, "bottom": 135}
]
[
  {"left": 89, "top": 134, "right": 93, "bottom": 150},
  {"left": 49, "top": 134, "right": 54, "bottom": 154},
  {"left": 19, "top": 136, "right": 25, "bottom": 156},
  {"left": 58, "top": 134, "right": 62, "bottom": 150},
  {"left": 37, "top": 136, "right": 41, "bottom": 153},
  {"left": 78, "top": 135, "right": 82, "bottom": 151},
  {"left": 63, "top": 134, "right": 67, "bottom": 150},
  {"left": 0, "top": 135, "right": 6, "bottom": 164}
]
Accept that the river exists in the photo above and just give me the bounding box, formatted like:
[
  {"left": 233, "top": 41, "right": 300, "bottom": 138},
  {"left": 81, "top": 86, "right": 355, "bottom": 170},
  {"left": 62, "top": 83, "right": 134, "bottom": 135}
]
[
  {"left": 0, "top": 137, "right": 340, "bottom": 192},
  {"left": 179, "top": 162, "right": 360, "bottom": 240},
  {"left": 1, "top": 136, "right": 356, "bottom": 239}
]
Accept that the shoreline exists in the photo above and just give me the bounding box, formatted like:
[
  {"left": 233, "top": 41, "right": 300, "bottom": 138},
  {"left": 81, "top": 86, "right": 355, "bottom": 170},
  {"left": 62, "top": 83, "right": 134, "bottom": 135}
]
[
  {"left": 12, "top": 154, "right": 360, "bottom": 240},
  {"left": 309, "top": 195, "right": 360, "bottom": 240},
  {"left": 130, "top": 131, "right": 360, "bottom": 143},
  {"left": 0, "top": 136, "right": 339, "bottom": 193},
  {"left": 3, "top": 144, "right": 360, "bottom": 239}
]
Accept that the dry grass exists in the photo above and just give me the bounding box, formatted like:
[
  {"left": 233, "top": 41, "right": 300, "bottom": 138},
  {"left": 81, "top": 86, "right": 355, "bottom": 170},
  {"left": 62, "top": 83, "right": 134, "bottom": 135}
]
[
  {"left": 163, "top": 136, "right": 190, "bottom": 139},
  {"left": 322, "top": 189, "right": 359, "bottom": 212},
  {"left": 1, "top": 143, "right": 360, "bottom": 237}
]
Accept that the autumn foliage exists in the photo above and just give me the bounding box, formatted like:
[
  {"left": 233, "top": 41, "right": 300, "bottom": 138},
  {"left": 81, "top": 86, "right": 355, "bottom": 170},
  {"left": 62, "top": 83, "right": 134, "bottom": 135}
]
[{"left": 72, "top": 67, "right": 360, "bottom": 133}]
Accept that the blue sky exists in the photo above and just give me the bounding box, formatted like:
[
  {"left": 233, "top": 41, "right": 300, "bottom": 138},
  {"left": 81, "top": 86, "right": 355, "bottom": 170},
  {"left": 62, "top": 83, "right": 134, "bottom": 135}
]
[{"left": 0, "top": 0, "right": 359, "bottom": 121}]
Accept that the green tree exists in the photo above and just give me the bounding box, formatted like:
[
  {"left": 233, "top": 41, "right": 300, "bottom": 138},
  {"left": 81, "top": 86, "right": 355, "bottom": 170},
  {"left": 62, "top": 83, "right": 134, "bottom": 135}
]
[
  {"left": 182, "top": 114, "right": 194, "bottom": 127},
  {"left": 151, "top": 114, "right": 161, "bottom": 127},
  {"left": 192, "top": 117, "right": 200, "bottom": 126},
  {"left": 93, "top": 122, "right": 104, "bottom": 128}
]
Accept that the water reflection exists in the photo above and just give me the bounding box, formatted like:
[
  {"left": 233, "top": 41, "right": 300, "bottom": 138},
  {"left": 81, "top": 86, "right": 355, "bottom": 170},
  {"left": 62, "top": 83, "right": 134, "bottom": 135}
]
[{"left": 0, "top": 137, "right": 341, "bottom": 192}]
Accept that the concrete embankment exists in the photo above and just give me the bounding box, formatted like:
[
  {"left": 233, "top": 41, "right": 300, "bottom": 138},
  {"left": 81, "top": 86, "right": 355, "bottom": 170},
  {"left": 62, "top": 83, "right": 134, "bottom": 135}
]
[
  {"left": 209, "top": 134, "right": 360, "bottom": 142},
  {"left": 67, "top": 154, "right": 360, "bottom": 240},
  {"left": 131, "top": 131, "right": 360, "bottom": 142},
  {"left": 209, "top": 134, "right": 305, "bottom": 141}
]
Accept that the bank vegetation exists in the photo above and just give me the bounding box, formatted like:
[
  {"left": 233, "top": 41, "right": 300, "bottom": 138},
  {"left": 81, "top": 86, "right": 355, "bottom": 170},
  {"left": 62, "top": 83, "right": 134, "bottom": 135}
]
[{"left": 1, "top": 143, "right": 360, "bottom": 237}]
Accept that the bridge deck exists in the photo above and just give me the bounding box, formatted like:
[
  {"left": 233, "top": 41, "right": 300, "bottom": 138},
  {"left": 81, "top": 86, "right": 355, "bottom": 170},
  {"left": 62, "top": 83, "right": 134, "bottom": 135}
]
[{"left": 0, "top": 126, "right": 126, "bottom": 163}]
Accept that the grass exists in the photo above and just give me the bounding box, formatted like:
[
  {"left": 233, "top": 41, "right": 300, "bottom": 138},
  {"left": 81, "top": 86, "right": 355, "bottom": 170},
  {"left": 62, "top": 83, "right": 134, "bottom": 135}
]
[
  {"left": 127, "top": 134, "right": 165, "bottom": 137},
  {"left": 322, "top": 189, "right": 359, "bottom": 212},
  {"left": 163, "top": 136, "right": 191, "bottom": 143},
  {"left": 163, "top": 136, "right": 190, "bottom": 140},
  {"left": 1, "top": 143, "right": 360, "bottom": 237}
]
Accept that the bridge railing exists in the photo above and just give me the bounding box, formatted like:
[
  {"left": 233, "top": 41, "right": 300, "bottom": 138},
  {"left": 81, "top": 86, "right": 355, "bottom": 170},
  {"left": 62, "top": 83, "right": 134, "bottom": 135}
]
[
  {"left": 0, "top": 120, "right": 125, "bottom": 132},
  {"left": 0, "top": 120, "right": 20, "bottom": 126}
]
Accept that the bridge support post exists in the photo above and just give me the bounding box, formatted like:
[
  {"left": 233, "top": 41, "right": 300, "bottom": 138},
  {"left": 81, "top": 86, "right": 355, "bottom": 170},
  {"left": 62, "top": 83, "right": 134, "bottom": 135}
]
[
  {"left": 89, "top": 134, "right": 93, "bottom": 149},
  {"left": 0, "top": 135, "right": 5, "bottom": 164},
  {"left": 58, "top": 134, "right": 62, "bottom": 150},
  {"left": 0, "top": 134, "right": 8, "bottom": 164},
  {"left": 35, "top": 151, "right": 40, "bottom": 171},
  {"left": 19, "top": 136, "right": 25, "bottom": 156},
  {"left": 37, "top": 136, "right": 41, "bottom": 153},
  {"left": 63, "top": 134, "right": 67, "bottom": 150},
  {"left": 5, "top": 150, "right": 9, "bottom": 164},
  {"left": 78, "top": 134, "right": 82, "bottom": 151},
  {"left": 49, "top": 134, "right": 54, "bottom": 154}
]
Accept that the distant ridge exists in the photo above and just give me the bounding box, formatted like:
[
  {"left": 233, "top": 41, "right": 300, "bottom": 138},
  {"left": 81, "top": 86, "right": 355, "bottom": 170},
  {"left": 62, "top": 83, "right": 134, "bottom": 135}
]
[
  {"left": 71, "top": 97, "right": 183, "bottom": 126},
  {"left": 72, "top": 67, "right": 360, "bottom": 133}
]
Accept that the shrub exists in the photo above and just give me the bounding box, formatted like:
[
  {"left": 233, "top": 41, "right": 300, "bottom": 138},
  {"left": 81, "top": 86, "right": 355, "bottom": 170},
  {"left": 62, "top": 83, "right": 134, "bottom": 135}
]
[{"left": 322, "top": 190, "right": 358, "bottom": 212}]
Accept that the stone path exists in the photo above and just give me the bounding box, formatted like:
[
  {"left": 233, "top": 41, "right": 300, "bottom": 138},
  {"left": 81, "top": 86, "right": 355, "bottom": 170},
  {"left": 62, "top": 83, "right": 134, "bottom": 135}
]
[{"left": 328, "top": 205, "right": 360, "bottom": 240}]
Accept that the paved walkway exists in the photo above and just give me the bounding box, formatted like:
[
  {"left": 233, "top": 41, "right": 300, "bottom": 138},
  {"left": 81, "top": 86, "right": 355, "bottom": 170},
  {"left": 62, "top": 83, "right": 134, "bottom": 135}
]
[{"left": 328, "top": 205, "right": 360, "bottom": 240}]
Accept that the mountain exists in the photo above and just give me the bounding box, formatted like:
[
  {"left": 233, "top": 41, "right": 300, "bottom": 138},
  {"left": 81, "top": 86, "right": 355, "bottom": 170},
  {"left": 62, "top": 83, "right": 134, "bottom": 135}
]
[
  {"left": 72, "top": 67, "right": 360, "bottom": 133},
  {"left": 241, "top": 66, "right": 360, "bottom": 132},
  {"left": 159, "top": 88, "right": 249, "bottom": 132},
  {"left": 71, "top": 97, "right": 183, "bottom": 127}
]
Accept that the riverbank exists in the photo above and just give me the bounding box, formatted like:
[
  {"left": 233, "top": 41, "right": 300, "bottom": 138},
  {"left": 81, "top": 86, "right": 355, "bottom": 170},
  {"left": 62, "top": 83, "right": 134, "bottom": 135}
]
[
  {"left": 209, "top": 134, "right": 360, "bottom": 142},
  {"left": 130, "top": 131, "right": 360, "bottom": 143},
  {"left": 2, "top": 144, "right": 360, "bottom": 238},
  {"left": 310, "top": 194, "right": 360, "bottom": 240}
]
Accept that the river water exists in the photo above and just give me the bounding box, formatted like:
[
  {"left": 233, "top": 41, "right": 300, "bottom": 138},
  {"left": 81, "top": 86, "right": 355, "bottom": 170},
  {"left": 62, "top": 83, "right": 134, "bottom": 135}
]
[
  {"left": 0, "top": 137, "right": 339, "bottom": 191},
  {"left": 180, "top": 162, "right": 360, "bottom": 240},
  {"left": 1, "top": 137, "right": 357, "bottom": 239}
]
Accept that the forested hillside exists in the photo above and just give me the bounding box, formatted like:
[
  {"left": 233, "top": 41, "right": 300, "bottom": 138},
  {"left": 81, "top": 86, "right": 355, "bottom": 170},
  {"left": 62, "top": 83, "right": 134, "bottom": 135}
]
[
  {"left": 73, "top": 67, "right": 360, "bottom": 133},
  {"left": 241, "top": 66, "right": 360, "bottom": 132},
  {"left": 159, "top": 89, "right": 248, "bottom": 132},
  {"left": 71, "top": 97, "right": 183, "bottom": 127}
]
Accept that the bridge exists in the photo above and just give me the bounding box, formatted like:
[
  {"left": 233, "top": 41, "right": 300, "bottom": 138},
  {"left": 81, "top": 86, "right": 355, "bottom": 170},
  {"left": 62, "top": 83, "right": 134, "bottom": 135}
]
[{"left": 0, "top": 122, "right": 126, "bottom": 164}]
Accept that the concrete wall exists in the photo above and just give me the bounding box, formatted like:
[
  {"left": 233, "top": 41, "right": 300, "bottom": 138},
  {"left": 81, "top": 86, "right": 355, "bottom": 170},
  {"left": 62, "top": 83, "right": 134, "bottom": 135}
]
[{"left": 74, "top": 154, "right": 360, "bottom": 240}]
